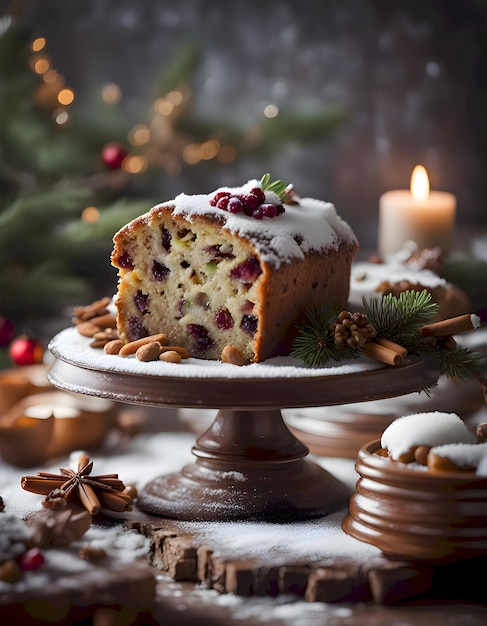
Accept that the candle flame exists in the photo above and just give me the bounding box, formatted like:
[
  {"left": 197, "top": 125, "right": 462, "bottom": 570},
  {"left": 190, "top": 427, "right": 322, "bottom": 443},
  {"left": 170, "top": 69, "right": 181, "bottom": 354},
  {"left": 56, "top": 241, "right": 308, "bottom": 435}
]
[{"left": 410, "top": 165, "right": 430, "bottom": 202}]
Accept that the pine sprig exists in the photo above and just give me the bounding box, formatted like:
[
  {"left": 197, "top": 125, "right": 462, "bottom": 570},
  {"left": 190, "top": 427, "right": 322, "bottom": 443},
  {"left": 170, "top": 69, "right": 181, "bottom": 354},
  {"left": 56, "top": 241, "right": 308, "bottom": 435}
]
[
  {"left": 291, "top": 290, "right": 484, "bottom": 382},
  {"left": 423, "top": 345, "right": 485, "bottom": 381},
  {"left": 363, "top": 290, "right": 439, "bottom": 342},
  {"left": 292, "top": 305, "right": 361, "bottom": 367}
]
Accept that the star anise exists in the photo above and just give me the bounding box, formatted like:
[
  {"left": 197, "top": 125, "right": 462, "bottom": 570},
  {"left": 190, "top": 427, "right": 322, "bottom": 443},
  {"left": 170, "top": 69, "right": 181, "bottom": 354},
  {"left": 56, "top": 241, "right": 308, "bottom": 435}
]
[{"left": 21, "top": 454, "right": 133, "bottom": 515}]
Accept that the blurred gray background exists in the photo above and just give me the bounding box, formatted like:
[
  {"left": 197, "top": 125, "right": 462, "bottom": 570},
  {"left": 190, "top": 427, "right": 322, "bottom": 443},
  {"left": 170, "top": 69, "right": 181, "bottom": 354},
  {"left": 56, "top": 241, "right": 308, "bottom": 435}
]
[{"left": 18, "top": 0, "right": 487, "bottom": 251}]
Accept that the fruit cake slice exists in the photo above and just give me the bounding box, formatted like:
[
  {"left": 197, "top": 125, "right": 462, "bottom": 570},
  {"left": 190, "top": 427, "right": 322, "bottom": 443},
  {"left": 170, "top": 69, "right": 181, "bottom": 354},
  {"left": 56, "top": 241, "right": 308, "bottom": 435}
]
[{"left": 111, "top": 177, "right": 358, "bottom": 362}]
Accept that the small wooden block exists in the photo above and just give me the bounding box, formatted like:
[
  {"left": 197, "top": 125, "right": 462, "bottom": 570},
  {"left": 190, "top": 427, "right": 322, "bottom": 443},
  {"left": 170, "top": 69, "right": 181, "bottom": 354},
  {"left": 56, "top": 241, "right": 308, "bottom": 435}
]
[
  {"left": 225, "top": 560, "right": 255, "bottom": 596},
  {"left": 279, "top": 565, "right": 310, "bottom": 597},
  {"left": 152, "top": 532, "right": 198, "bottom": 581},
  {"left": 368, "top": 561, "right": 434, "bottom": 604},
  {"left": 253, "top": 565, "right": 280, "bottom": 597},
  {"left": 207, "top": 556, "right": 227, "bottom": 594},
  {"left": 305, "top": 562, "right": 371, "bottom": 603}
]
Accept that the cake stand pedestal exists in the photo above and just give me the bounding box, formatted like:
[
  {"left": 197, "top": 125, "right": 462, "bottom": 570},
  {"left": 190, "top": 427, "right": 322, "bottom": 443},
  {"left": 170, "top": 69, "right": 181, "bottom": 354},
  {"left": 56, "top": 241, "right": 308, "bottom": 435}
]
[{"left": 47, "top": 330, "right": 439, "bottom": 522}]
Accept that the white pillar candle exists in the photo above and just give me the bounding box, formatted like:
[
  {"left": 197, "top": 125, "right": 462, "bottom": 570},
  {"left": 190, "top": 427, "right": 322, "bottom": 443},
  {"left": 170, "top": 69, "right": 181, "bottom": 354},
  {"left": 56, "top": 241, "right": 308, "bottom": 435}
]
[{"left": 378, "top": 165, "right": 456, "bottom": 259}]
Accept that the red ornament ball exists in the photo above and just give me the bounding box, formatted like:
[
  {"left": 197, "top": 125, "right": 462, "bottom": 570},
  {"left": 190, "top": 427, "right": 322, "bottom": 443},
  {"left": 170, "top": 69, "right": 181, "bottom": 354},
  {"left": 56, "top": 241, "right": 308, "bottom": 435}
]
[
  {"left": 17, "top": 548, "right": 45, "bottom": 572},
  {"left": 0, "top": 316, "right": 15, "bottom": 346},
  {"left": 9, "top": 336, "right": 44, "bottom": 366},
  {"left": 101, "top": 141, "right": 127, "bottom": 169}
]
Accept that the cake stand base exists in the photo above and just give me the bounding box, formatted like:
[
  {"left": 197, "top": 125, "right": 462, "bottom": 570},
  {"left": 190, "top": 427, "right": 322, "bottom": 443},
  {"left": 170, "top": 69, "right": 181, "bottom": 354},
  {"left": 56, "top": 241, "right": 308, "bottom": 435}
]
[
  {"left": 137, "top": 408, "right": 350, "bottom": 521},
  {"left": 47, "top": 329, "right": 440, "bottom": 523}
]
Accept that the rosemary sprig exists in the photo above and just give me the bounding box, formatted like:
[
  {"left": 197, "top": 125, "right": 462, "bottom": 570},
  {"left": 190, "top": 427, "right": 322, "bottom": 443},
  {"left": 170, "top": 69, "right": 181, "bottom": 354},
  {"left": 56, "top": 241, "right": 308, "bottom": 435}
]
[{"left": 259, "top": 173, "right": 290, "bottom": 202}]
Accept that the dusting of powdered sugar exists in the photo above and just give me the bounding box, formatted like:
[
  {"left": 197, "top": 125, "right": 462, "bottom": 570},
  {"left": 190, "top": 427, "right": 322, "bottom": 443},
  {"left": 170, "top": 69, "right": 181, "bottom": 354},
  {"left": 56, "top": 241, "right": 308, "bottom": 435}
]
[
  {"left": 177, "top": 510, "right": 380, "bottom": 566},
  {"left": 150, "top": 179, "right": 357, "bottom": 268},
  {"left": 49, "top": 327, "right": 382, "bottom": 380},
  {"left": 381, "top": 412, "right": 477, "bottom": 460}
]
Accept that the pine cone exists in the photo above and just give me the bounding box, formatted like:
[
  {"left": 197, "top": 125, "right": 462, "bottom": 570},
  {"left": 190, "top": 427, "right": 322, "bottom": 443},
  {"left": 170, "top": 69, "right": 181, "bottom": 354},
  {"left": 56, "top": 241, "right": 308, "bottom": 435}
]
[{"left": 331, "top": 311, "right": 377, "bottom": 348}]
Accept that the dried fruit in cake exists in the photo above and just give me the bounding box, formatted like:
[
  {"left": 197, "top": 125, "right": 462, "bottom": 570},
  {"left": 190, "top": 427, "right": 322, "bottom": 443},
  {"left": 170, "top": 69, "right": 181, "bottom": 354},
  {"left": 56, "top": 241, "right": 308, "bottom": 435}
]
[{"left": 111, "top": 175, "right": 358, "bottom": 362}]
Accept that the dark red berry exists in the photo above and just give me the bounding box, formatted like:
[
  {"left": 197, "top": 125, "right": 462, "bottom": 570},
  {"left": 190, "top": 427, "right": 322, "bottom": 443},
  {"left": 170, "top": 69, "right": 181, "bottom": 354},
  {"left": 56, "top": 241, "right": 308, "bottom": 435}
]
[
  {"left": 227, "top": 197, "right": 244, "bottom": 213},
  {"left": 210, "top": 191, "right": 231, "bottom": 206},
  {"left": 241, "top": 314, "right": 258, "bottom": 336},
  {"left": 128, "top": 316, "right": 147, "bottom": 341},
  {"left": 249, "top": 187, "right": 266, "bottom": 204},
  {"left": 216, "top": 196, "right": 230, "bottom": 210},
  {"left": 251, "top": 207, "right": 264, "bottom": 219},
  {"left": 118, "top": 251, "right": 134, "bottom": 270},
  {"left": 215, "top": 308, "right": 234, "bottom": 330},
  {"left": 152, "top": 260, "right": 170, "bottom": 281},
  {"left": 276, "top": 203, "right": 285, "bottom": 215},
  {"left": 260, "top": 203, "right": 278, "bottom": 218},
  {"left": 187, "top": 324, "right": 214, "bottom": 355},
  {"left": 161, "top": 228, "right": 172, "bottom": 252},
  {"left": 134, "top": 290, "right": 149, "bottom": 314},
  {"left": 243, "top": 193, "right": 260, "bottom": 212},
  {"left": 229, "top": 257, "right": 262, "bottom": 284},
  {"left": 18, "top": 548, "right": 45, "bottom": 572}
]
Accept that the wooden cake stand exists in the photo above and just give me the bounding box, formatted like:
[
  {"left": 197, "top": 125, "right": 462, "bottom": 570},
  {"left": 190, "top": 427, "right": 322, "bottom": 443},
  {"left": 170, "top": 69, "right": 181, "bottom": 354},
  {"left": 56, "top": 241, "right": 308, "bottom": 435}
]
[{"left": 47, "top": 329, "right": 439, "bottom": 522}]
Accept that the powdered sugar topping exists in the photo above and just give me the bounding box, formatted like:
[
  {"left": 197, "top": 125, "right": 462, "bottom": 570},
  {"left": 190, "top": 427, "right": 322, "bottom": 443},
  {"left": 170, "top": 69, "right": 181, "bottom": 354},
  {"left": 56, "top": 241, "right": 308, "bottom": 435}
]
[
  {"left": 381, "top": 411, "right": 477, "bottom": 460},
  {"left": 151, "top": 179, "right": 357, "bottom": 268}
]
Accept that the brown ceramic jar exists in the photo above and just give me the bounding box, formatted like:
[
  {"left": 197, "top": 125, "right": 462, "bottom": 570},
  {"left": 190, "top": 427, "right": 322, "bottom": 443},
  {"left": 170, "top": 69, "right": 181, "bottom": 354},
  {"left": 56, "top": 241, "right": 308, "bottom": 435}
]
[{"left": 342, "top": 439, "right": 487, "bottom": 564}]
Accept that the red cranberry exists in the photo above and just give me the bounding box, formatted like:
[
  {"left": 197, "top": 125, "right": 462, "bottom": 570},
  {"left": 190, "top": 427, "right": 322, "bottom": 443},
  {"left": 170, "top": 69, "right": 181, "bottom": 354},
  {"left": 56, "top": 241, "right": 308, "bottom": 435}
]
[
  {"left": 187, "top": 324, "right": 214, "bottom": 355},
  {"left": 229, "top": 257, "right": 262, "bottom": 284},
  {"left": 161, "top": 228, "right": 172, "bottom": 252},
  {"left": 118, "top": 251, "right": 134, "bottom": 270},
  {"left": 227, "top": 197, "right": 244, "bottom": 213},
  {"left": 152, "top": 260, "right": 170, "bottom": 281},
  {"left": 216, "top": 196, "right": 230, "bottom": 210},
  {"left": 241, "top": 314, "right": 258, "bottom": 336},
  {"left": 249, "top": 187, "right": 266, "bottom": 204},
  {"left": 210, "top": 191, "right": 231, "bottom": 206},
  {"left": 215, "top": 308, "right": 234, "bottom": 330},
  {"left": 243, "top": 193, "right": 260, "bottom": 212},
  {"left": 128, "top": 316, "right": 147, "bottom": 341},
  {"left": 134, "top": 290, "right": 149, "bottom": 314},
  {"left": 255, "top": 203, "right": 277, "bottom": 219}
]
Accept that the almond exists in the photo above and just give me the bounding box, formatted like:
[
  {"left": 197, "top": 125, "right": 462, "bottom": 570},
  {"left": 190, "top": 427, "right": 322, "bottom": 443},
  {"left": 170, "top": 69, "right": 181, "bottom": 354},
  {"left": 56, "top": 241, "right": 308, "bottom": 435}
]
[
  {"left": 119, "top": 333, "right": 167, "bottom": 356},
  {"left": 160, "top": 345, "right": 190, "bottom": 359},
  {"left": 76, "top": 321, "right": 99, "bottom": 337},
  {"left": 221, "top": 345, "right": 248, "bottom": 366},
  {"left": 160, "top": 350, "right": 182, "bottom": 363},
  {"left": 104, "top": 339, "right": 124, "bottom": 355},
  {"left": 136, "top": 342, "right": 162, "bottom": 362}
]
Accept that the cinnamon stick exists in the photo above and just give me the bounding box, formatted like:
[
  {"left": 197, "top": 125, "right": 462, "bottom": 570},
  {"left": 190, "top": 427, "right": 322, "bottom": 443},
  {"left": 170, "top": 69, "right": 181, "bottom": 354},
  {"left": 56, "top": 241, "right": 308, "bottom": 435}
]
[
  {"left": 363, "top": 341, "right": 406, "bottom": 366},
  {"left": 375, "top": 338, "right": 408, "bottom": 360},
  {"left": 420, "top": 313, "right": 481, "bottom": 338}
]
